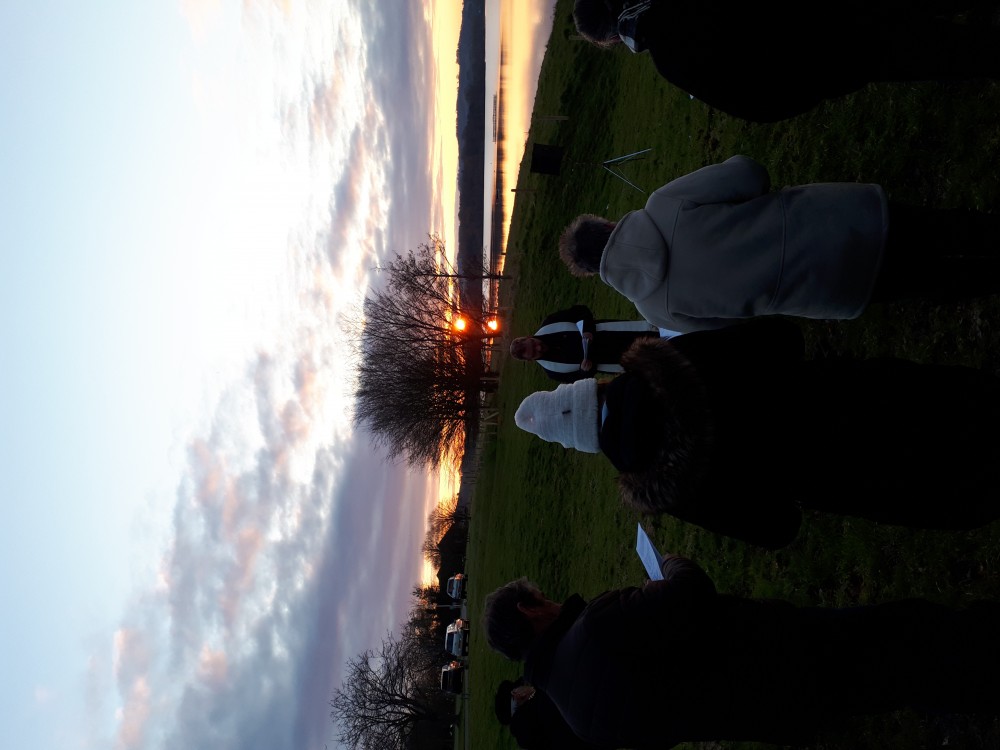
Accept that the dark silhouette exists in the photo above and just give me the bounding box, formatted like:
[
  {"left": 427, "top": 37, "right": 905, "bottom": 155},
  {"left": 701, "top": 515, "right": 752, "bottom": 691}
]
[
  {"left": 573, "top": 1, "right": 1000, "bottom": 122},
  {"left": 515, "top": 318, "right": 1000, "bottom": 548},
  {"left": 484, "top": 555, "right": 1000, "bottom": 748},
  {"left": 330, "top": 631, "right": 457, "bottom": 748},
  {"left": 493, "top": 676, "right": 608, "bottom": 749}
]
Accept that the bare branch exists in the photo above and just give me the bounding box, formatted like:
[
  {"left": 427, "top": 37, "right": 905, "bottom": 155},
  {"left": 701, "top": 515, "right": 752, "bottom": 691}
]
[
  {"left": 330, "top": 631, "right": 457, "bottom": 749},
  {"left": 351, "top": 242, "right": 499, "bottom": 468}
]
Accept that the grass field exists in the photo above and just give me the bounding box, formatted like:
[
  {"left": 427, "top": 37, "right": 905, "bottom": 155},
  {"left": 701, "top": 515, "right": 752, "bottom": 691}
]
[{"left": 462, "top": 3, "right": 1000, "bottom": 748}]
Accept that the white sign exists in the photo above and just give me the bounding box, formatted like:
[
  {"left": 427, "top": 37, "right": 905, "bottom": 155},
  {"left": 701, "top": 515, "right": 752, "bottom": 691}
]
[{"left": 636, "top": 524, "right": 665, "bottom": 581}]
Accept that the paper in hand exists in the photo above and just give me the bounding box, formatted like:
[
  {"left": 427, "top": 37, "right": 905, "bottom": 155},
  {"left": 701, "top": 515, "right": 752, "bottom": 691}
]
[{"left": 636, "top": 524, "right": 665, "bottom": 581}]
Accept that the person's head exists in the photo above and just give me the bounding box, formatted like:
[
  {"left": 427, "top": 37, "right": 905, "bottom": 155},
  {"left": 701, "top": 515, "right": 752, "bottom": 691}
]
[
  {"left": 510, "top": 336, "right": 545, "bottom": 361},
  {"left": 514, "top": 379, "right": 600, "bottom": 453},
  {"left": 573, "top": 0, "right": 623, "bottom": 47},
  {"left": 483, "top": 578, "right": 560, "bottom": 661},
  {"left": 559, "top": 214, "right": 617, "bottom": 277}
]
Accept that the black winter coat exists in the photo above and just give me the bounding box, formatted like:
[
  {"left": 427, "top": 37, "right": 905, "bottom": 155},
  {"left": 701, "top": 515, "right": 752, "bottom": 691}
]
[
  {"left": 634, "top": 0, "right": 1000, "bottom": 122},
  {"left": 524, "top": 556, "right": 1000, "bottom": 749},
  {"left": 602, "top": 318, "right": 1000, "bottom": 548}
]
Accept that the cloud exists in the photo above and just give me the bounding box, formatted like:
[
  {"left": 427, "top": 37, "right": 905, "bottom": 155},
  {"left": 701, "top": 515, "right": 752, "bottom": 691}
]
[
  {"left": 296, "top": 1, "right": 437, "bottom": 272},
  {"left": 113, "top": 628, "right": 152, "bottom": 688},
  {"left": 324, "top": 125, "right": 368, "bottom": 266},
  {"left": 115, "top": 675, "right": 151, "bottom": 750},
  {"left": 197, "top": 647, "right": 229, "bottom": 685},
  {"left": 293, "top": 354, "right": 320, "bottom": 415},
  {"left": 108, "top": 332, "right": 434, "bottom": 750},
  {"left": 307, "top": 75, "right": 349, "bottom": 145},
  {"left": 100, "top": 2, "right": 452, "bottom": 748},
  {"left": 218, "top": 527, "right": 264, "bottom": 629},
  {"left": 107, "top": 436, "right": 434, "bottom": 750}
]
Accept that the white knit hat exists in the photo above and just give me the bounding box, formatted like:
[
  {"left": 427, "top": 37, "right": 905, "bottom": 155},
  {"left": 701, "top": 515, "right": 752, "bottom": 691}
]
[{"left": 514, "top": 379, "right": 600, "bottom": 453}]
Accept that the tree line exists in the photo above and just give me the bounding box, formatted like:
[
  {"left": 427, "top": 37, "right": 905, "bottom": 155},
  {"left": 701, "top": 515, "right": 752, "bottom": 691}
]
[{"left": 330, "top": 502, "right": 470, "bottom": 749}]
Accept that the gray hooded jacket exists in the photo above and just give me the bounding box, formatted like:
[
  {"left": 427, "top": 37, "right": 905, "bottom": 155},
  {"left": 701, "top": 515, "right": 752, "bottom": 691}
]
[{"left": 598, "top": 155, "right": 889, "bottom": 332}]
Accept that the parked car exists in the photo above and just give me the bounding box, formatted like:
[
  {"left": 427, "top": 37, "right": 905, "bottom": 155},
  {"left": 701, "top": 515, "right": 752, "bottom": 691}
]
[
  {"left": 444, "top": 618, "right": 469, "bottom": 657},
  {"left": 440, "top": 660, "right": 464, "bottom": 694},
  {"left": 446, "top": 573, "right": 467, "bottom": 600}
]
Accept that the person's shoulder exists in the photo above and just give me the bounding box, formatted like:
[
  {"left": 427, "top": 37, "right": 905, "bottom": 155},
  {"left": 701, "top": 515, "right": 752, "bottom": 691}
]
[
  {"left": 580, "top": 587, "right": 640, "bottom": 622},
  {"left": 540, "top": 309, "right": 569, "bottom": 325}
]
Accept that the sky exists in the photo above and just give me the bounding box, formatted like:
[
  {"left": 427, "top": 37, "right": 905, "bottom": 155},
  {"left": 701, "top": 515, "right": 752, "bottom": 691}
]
[{"left": 0, "top": 1, "right": 555, "bottom": 749}]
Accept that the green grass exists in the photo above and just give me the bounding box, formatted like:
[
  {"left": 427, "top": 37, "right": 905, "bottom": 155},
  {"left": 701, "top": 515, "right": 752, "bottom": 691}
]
[{"left": 464, "top": 2, "right": 1000, "bottom": 748}]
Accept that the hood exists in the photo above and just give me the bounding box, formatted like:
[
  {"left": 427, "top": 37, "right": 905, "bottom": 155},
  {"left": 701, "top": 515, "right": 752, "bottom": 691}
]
[{"left": 598, "top": 210, "right": 669, "bottom": 302}]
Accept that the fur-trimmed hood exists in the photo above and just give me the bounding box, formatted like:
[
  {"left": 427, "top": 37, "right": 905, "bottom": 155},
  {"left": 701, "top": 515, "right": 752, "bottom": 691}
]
[
  {"left": 608, "top": 321, "right": 805, "bottom": 550},
  {"left": 607, "top": 337, "right": 715, "bottom": 517}
]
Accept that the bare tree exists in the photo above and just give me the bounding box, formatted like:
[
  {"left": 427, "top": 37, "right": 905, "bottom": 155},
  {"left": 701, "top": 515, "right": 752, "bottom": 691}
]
[
  {"left": 350, "top": 241, "right": 502, "bottom": 468},
  {"left": 353, "top": 335, "right": 478, "bottom": 467},
  {"left": 411, "top": 584, "right": 441, "bottom": 610},
  {"left": 330, "top": 631, "right": 456, "bottom": 749},
  {"left": 421, "top": 535, "right": 443, "bottom": 569},
  {"left": 361, "top": 239, "right": 502, "bottom": 352},
  {"left": 405, "top": 596, "right": 450, "bottom": 668},
  {"left": 427, "top": 501, "right": 471, "bottom": 539},
  {"left": 418, "top": 496, "right": 472, "bottom": 569}
]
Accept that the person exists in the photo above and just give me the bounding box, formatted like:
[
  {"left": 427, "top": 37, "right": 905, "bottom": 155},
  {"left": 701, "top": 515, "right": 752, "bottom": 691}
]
[
  {"left": 509, "top": 304, "right": 677, "bottom": 382},
  {"left": 572, "top": 0, "right": 1000, "bottom": 122},
  {"left": 513, "top": 317, "right": 1000, "bottom": 549},
  {"left": 483, "top": 556, "right": 1000, "bottom": 749},
  {"left": 559, "top": 154, "right": 1000, "bottom": 334},
  {"left": 493, "top": 676, "right": 607, "bottom": 750}
]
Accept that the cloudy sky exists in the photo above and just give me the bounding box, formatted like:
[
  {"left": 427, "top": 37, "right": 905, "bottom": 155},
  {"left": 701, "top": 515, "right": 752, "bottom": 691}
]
[{"left": 0, "top": 1, "right": 554, "bottom": 749}]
